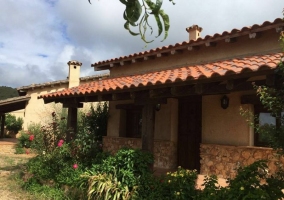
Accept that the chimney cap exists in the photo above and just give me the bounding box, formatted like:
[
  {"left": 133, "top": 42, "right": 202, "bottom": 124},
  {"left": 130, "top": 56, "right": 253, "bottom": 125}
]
[
  {"left": 186, "top": 25, "right": 203, "bottom": 33},
  {"left": 67, "top": 60, "right": 82, "bottom": 66}
]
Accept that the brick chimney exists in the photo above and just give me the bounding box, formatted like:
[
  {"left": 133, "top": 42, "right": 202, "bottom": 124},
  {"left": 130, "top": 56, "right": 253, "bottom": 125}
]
[
  {"left": 67, "top": 60, "right": 82, "bottom": 88},
  {"left": 186, "top": 25, "right": 203, "bottom": 41}
]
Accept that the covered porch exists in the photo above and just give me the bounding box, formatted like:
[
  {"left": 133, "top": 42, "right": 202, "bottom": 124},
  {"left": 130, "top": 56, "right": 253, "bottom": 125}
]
[{"left": 39, "top": 53, "right": 281, "bottom": 178}]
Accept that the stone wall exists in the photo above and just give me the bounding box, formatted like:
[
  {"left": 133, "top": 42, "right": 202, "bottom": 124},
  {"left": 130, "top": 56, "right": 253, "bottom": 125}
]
[
  {"left": 200, "top": 143, "right": 283, "bottom": 179},
  {"left": 103, "top": 136, "right": 177, "bottom": 169}
]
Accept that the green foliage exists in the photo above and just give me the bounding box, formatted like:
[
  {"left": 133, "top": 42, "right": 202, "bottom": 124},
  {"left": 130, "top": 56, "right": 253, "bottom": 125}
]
[
  {"left": 142, "top": 167, "right": 198, "bottom": 200},
  {"left": 72, "top": 102, "right": 108, "bottom": 165},
  {"left": 88, "top": 0, "right": 174, "bottom": 43},
  {"left": 83, "top": 148, "right": 153, "bottom": 200},
  {"left": 17, "top": 130, "right": 34, "bottom": 148},
  {"left": 5, "top": 113, "right": 24, "bottom": 133},
  {"left": 0, "top": 86, "right": 18, "bottom": 100}
]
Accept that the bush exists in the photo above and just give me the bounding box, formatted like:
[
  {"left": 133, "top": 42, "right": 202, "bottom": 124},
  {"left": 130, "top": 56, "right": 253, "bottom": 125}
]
[
  {"left": 84, "top": 148, "right": 153, "bottom": 200},
  {"left": 5, "top": 113, "right": 23, "bottom": 133},
  {"left": 17, "top": 130, "right": 34, "bottom": 148}
]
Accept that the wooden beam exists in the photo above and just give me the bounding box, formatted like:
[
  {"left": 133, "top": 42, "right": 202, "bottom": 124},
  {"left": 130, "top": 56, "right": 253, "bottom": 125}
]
[
  {"left": 276, "top": 26, "right": 283, "bottom": 33},
  {"left": 187, "top": 46, "right": 200, "bottom": 51},
  {"left": 67, "top": 107, "right": 77, "bottom": 142},
  {"left": 195, "top": 84, "right": 203, "bottom": 94},
  {"left": 171, "top": 50, "right": 183, "bottom": 55},
  {"left": 249, "top": 32, "right": 261, "bottom": 39},
  {"left": 266, "top": 74, "right": 275, "bottom": 86},
  {"left": 226, "top": 79, "right": 234, "bottom": 90},
  {"left": 0, "top": 114, "right": 5, "bottom": 138},
  {"left": 134, "top": 97, "right": 167, "bottom": 105},
  {"left": 116, "top": 104, "right": 143, "bottom": 110},
  {"left": 112, "top": 93, "right": 131, "bottom": 101},
  {"left": 149, "top": 88, "right": 171, "bottom": 98},
  {"left": 205, "top": 42, "right": 216, "bottom": 47},
  {"left": 225, "top": 37, "right": 237, "bottom": 43},
  {"left": 141, "top": 104, "right": 155, "bottom": 157}
]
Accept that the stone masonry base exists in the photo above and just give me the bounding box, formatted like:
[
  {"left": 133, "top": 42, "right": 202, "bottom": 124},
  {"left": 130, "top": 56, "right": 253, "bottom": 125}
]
[
  {"left": 103, "top": 136, "right": 177, "bottom": 170},
  {"left": 200, "top": 143, "right": 284, "bottom": 179}
]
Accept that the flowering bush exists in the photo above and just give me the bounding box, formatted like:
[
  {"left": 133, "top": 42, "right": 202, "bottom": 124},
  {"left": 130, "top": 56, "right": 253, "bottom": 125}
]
[{"left": 17, "top": 130, "right": 34, "bottom": 148}]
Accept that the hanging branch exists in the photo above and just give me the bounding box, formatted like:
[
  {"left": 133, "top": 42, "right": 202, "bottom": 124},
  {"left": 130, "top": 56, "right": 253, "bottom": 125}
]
[{"left": 88, "top": 0, "right": 174, "bottom": 43}]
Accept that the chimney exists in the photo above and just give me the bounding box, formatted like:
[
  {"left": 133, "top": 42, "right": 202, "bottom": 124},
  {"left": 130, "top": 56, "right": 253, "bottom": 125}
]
[
  {"left": 67, "top": 60, "right": 82, "bottom": 88},
  {"left": 186, "top": 25, "right": 203, "bottom": 41}
]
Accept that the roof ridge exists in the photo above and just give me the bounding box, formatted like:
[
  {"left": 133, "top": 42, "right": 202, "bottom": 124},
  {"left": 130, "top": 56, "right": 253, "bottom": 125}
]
[{"left": 92, "top": 18, "right": 284, "bottom": 69}]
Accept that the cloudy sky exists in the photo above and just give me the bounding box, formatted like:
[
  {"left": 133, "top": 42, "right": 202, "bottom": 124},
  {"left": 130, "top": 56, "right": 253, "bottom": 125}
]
[{"left": 0, "top": 0, "right": 283, "bottom": 88}]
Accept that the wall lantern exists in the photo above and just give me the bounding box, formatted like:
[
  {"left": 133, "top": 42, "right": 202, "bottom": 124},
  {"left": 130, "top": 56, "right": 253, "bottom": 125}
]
[
  {"left": 221, "top": 95, "right": 229, "bottom": 109},
  {"left": 155, "top": 104, "right": 161, "bottom": 111}
]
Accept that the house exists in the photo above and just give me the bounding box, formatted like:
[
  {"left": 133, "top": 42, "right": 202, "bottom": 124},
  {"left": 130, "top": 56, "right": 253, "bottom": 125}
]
[
  {"left": 39, "top": 18, "right": 284, "bottom": 178},
  {"left": 0, "top": 61, "right": 109, "bottom": 137}
]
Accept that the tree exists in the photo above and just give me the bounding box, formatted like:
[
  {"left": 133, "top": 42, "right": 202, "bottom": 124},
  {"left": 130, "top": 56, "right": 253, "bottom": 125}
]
[
  {"left": 5, "top": 113, "right": 24, "bottom": 134},
  {"left": 89, "top": 0, "right": 174, "bottom": 43}
]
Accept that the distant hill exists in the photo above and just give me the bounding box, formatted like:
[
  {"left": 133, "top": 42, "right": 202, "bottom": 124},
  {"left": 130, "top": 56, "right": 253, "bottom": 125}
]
[{"left": 0, "top": 86, "right": 19, "bottom": 100}]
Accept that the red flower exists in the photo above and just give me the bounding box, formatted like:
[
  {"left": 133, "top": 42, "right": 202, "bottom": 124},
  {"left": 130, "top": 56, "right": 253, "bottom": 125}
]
[
  {"left": 29, "top": 135, "right": 34, "bottom": 141},
  {"left": 73, "top": 164, "right": 78, "bottom": 169},
  {"left": 58, "top": 142, "right": 63, "bottom": 147}
]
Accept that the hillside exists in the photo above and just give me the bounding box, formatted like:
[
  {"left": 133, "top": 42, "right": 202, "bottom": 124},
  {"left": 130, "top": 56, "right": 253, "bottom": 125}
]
[{"left": 0, "top": 86, "right": 19, "bottom": 100}]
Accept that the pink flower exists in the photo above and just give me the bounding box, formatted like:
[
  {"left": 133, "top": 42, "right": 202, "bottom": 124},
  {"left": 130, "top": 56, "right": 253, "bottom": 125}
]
[
  {"left": 58, "top": 142, "right": 63, "bottom": 147},
  {"left": 59, "top": 139, "right": 64, "bottom": 144},
  {"left": 29, "top": 135, "right": 34, "bottom": 141},
  {"left": 73, "top": 164, "right": 78, "bottom": 169}
]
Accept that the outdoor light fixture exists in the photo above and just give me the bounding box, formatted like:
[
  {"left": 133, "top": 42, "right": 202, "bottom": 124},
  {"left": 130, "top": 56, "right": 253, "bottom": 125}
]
[
  {"left": 155, "top": 104, "right": 161, "bottom": 111},
  {"left": 221, "top": 95, "right": 229, "bottom": 109}
]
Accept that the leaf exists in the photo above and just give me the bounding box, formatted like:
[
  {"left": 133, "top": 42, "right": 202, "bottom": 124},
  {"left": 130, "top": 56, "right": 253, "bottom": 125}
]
[
  {"left": 151, "top": 0, "right": 163, "bottom": 14},
  {"left": 125, "top": 0, "right": 142, "bottom": 23},
  {"left": 124, "top": 22, "right": 140, "bottom": 36},
  {"left": 159, "top": 9, "right": 170, "bottom": 41},
  {"left": 154, "top": 14, "right": 163, "bottom": 38}
]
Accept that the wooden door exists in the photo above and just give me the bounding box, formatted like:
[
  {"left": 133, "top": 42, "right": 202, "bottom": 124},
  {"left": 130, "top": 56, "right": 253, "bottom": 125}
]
[{"left": 178, "top": 96, "right": 202, "bottom": 172}]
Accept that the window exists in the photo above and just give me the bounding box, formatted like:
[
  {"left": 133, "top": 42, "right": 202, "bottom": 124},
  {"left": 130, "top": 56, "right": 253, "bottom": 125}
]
[{"left": 254, "top": 104, "right": 282, "bottom": 147}]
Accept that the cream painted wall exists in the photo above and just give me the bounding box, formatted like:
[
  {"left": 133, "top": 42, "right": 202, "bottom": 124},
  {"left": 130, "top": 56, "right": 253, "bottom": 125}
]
[
  {"left": 202, "top": 91, "right": 254, "bottom": 146},
  {"left": 109, "top": 29, "right": 280, "bottom": 78},
  {"left": 154, "top": 98, "right": 178, "bottom": 142},
  {"left": 23, "top": 84, "right": 68, "bottom": 130},
  {"left": 107, "top": 98, "right": 178, "bottom": 142},
  {"left": 107, "top": 100, "right": 134, "bottom": 137}
]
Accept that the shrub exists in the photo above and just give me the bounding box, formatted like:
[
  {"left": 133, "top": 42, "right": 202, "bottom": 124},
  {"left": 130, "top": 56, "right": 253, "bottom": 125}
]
[
  {"left": 72, "top": 102, "right": 108, "bottom": 164},
  {"left": 17, "top": 130, "right": 34, "bottom": 148},
  {"left": 84, "top": 148, "right": 153, "bottom": 200},
  {"left": 5, "top": 113, "right": 23, "bottom": 133}
]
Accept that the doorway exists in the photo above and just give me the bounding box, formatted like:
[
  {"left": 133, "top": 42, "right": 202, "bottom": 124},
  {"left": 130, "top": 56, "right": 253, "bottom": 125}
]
[{"left": 178, "top": 96, "right": 202, "bottom": 172}]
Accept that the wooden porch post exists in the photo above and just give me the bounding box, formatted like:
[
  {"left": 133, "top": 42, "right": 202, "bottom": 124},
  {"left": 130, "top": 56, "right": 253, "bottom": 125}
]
[
  {"left": 141, "top": 104, "right": 155, "bottom": 154},
  {"left": 66, "top": 107, "right": 77, "bottom": 142},
  {"left": 0, "top": 114, "right": 5, "bottom": 138}
]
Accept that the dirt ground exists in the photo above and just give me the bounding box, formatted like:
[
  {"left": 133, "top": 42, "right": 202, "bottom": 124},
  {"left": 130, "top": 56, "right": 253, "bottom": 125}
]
[{"left": 0, "top": 154, "right": 35, "bottom": 200}]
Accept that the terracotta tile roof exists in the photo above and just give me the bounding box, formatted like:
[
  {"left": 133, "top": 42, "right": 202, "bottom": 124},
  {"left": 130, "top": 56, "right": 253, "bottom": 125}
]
[
  {"left": 17, "top": 73, "right": 109, "bottom": 91},
  {"left": 92, "top": 18, "right": 284, "bottom": 70},
  {"left": 40, "top": 53, "right": 282, "bottom": 99}
]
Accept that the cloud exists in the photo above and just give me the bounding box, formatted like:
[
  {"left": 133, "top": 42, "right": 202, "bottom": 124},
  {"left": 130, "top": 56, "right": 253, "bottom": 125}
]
[{"left": 0, "top": 0, "right": 283, "bottom": 88}]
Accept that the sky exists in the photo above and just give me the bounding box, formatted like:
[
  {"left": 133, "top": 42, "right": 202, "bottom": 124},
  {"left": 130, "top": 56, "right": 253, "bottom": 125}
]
[{"left": 0, "top": 0, "right": 283, "bottom": 88}]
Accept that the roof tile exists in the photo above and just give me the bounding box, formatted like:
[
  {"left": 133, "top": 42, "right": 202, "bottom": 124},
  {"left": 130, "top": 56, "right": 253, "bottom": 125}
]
[{"left": 40, "top": 53, "right": 282, "bottom": 99}]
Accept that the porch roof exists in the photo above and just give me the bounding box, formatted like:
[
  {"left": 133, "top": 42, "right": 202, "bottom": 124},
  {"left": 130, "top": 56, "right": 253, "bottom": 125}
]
[
  {"left": 0, "top": 96, "right": 31, "bottom": 113},
  {"left": 39, "top": 52, "right": 281, "bottom": 102}
]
